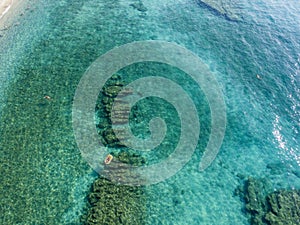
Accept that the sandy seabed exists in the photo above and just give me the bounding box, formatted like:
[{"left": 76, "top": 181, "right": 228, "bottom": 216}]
[
  {"left": 0, "top": 0, "right": 14, "bottom": 19},
  {"left": 0, "top": 0, "right": 30, "bottom": 29}
]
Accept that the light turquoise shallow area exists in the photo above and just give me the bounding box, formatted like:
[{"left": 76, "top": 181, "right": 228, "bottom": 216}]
[{"left": 0, "top": 0, "right": 299, "bottom": 224}]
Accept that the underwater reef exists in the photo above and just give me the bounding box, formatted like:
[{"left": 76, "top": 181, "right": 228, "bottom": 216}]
[
  {"left": 235, "top": 177, "right": 300, "bottom": 225},
  {"left": 83, "top": 74, "right": 147, "bottom": 224},
  {"left": 96, "top": 74, "right": 134, "bottom": 148},
  {"left": 84, "top": 144, "right": 148, "bottom": 224},
  {"left": 264, "top": 190, "right": 300, "bottom": 225},
  {"left": 84, "top": 176, "right": 146, "bottom": 225}
]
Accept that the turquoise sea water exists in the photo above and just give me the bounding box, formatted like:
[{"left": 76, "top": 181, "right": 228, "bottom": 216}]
[{"left": 0, "top": 0, "right": 299, "bottom": 224}]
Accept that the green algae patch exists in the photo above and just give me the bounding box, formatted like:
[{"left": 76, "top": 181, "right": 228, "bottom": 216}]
[{"left": 85, "top": 177, "right": 147, "bottom": 225}]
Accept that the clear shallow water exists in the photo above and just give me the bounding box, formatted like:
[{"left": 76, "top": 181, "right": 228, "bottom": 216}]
[{"left": 0, "top": 0, "right": 299, "bottom": 224}]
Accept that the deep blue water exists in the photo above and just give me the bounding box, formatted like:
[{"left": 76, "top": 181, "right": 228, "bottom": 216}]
[{"left": 0, "top": 0, "right": 299, "bottom": 224}]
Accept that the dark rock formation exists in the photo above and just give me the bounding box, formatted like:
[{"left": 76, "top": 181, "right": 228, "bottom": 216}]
[
  {"left": 265, "top": 190, "right": 300, "bottom": 225},
  {"left": 236, "top": 177, "right": 300, "bottom": 225},
  {"left": 95, "top": 74, "right": 136, "bottom": 147},
  {"left": 85, "top": 177, "right": 146, "bottom": 225},
  {"left": 236, "top": 177, "right": 271, "bottom": 225},
  {"left": 116, "top": 150, "right": 146, "bottom": 166}
]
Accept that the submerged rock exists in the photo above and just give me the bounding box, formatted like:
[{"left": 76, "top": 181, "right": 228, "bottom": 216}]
[
  {"left": 197, "top": 0, "right": 241, "bottom": 21},
  {"left": 266, "top": 162, "right": 288, "bottom": 175},
  {"left": 265, "top": 190, "right": 300, "bottom": 225},
  {"left": 236, "top": 177, "right": 300, "bottom": 225},
  {"left": 130, "top": 1, "right": 147, "bottom": 12},
  {"left": 242, "top": 177, "right": 271, "bottom": 225},
  {"left": 116, "top": 150, "right": 147, "bottom": 166},
  {"left": 103, "top": 85, "right": 123, "bottom": 97},
  {"left": 96, "top": 74, "right": 134, "bottom": 147}
]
